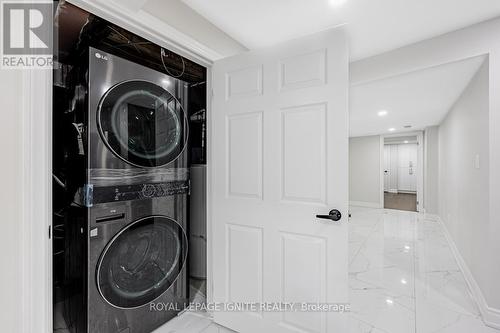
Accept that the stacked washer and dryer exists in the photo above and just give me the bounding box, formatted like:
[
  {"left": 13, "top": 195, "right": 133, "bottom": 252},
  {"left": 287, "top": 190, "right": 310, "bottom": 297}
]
[{"left": 54, "top": 46, "right": 199, "bottom": 333}]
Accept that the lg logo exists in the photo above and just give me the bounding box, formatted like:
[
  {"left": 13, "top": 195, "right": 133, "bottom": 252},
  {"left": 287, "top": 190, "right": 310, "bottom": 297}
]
[
  {"left": 95, "top": 52, "right": 109, "bottom": 61},
  {"left": 2, "top": 2, "right": 52, "bottom": 55}
]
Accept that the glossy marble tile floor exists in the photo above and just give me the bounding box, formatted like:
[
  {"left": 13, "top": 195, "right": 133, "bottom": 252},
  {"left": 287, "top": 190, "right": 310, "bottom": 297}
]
[
  {"left": 145, "top": 206, "right": 500, "bottom": 333},
  {"left": 153, "top": 311, "right": 233, "bottom": 333},
  {"left": 348, "top": 206, "right": 499, "bottom": 333}
]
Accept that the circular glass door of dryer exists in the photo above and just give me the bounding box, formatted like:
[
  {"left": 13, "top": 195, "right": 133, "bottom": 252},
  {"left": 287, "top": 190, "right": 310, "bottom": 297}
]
[
  {"left": 97, "top": 216, "right": 188, "bottom": 309},
  {"left": 97, "top": 80, "right": 187, "bottom": 168}
]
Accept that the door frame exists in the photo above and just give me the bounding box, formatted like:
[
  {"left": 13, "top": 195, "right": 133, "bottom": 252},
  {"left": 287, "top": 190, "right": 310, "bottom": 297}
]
[
  {"left": 379, "top": 131, "right": 424, "bottom": 212},
  {"left": 67, "top": 0, "right": 220, "bottom": 66},
  {"left": 25, "top": 1, "right": 217, "bottom": 332},
  {"left": 21, "top": 66, "right": 53, "bottom": 333}
]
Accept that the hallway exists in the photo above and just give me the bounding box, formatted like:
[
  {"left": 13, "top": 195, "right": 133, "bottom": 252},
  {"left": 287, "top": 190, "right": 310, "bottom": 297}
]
[{"left": 348, "top": 207, "right": 498, "bottom": 333}]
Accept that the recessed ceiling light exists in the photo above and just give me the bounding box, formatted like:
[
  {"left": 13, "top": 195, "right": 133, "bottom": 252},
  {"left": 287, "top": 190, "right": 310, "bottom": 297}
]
[
  {"left": 401, "top": 279, "right": 407, "bottom": 285},
  {"left": 329, "top": 0, "right": 348, "bottom": 7},
  {"left": 388, "top": 128, "right": 396, "bottom": 132},
  {"left": 377, "top": 110, "right": 388, "bottom": 117},
  {"left": 404, "top": 140, "right": 409, "bottom": 144}
]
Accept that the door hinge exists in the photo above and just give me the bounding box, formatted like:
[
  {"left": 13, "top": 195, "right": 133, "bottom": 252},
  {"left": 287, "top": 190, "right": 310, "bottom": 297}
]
[
  {"left": 48, "top": 225, "right": 51, "bottom": 239},
  {"left": 83, "top": 184, "right": 94, "bottom": 207}
]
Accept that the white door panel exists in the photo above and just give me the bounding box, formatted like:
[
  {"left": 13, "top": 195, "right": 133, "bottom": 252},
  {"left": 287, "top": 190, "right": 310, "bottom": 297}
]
[
  {"left": 384, "top": 145, "right": 399, "bottom": 193},
  {"left": 397, "top": 144, "right": 417, "bottom": 192},
  {"left": 384, "top": 146, "right": 390, "bottom": 191},
  {"left": 211, "top": 28, "right": 349, "bottom": 332}
]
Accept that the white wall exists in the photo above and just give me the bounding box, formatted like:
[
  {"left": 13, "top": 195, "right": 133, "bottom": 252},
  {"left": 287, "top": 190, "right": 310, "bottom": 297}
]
[
  {"left": 351, "top": 18, "right": 500, "bottom": 326},
  {"left": 0, "top": 70, "right": 24, "bottom": 332},
  {"left": 439, "top": 61, "right": 494, "bottom": 306},
  {"left": 349, "top": 135, "right": 382, "bottom": 207},
  {"left": 424, "top": 126, "right": 439, "bottom": 214}
]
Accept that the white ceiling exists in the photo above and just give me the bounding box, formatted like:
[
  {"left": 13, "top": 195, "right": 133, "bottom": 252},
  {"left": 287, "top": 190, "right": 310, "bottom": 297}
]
[
  {"left": 349, "top": 56, "right": 486, "bottom": 137},
  {"left": 181, "top": 0, "right": 500, "bottom": 60}
]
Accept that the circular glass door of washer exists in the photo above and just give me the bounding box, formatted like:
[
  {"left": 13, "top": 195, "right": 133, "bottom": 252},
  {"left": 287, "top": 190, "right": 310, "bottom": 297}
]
[
  {"left": 97, "top": 80, "right": 187, "bottom": 168},
  {"left": 96, "top": 216, "right": 188, "bottom": 309}
]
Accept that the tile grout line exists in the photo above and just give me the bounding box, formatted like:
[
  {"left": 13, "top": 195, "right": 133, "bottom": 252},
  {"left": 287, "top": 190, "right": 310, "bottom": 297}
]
[{"left": 349, "top": 209, "right": 385, "bottom": 266}]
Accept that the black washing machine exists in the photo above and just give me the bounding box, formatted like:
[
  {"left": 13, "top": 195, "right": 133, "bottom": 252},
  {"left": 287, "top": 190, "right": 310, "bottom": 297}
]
[
  {"left": 57, "top": 46, "right": 192, "bottom": 333},
  {"left": 64, "top": 192, "right": 189, "bottom": 333}
]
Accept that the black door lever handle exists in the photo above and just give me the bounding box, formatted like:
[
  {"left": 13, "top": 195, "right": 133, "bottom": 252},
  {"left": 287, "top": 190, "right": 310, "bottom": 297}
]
[{"left": 316, "top": 209, "right": 342, "bottom": 222}]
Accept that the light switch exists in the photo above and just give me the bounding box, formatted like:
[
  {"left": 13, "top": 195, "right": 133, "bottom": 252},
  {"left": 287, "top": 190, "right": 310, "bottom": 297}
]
[{"left": 474, "top": 154, "right": 480, "bottom": 169}]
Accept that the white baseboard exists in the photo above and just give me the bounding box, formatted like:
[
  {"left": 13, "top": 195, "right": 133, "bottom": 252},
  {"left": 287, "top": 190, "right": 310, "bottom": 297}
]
[
  {"left": 398, "top": 190, "right": 416, "bottom": 194},
  {"left": 437, "top": 217, "right": 500, "bottom": 329},
  {"left": 349, "top": 201, "right": 382, "bottom": 208},
  {"left": 423, "top": 212, "right": 439, "bottom": 221}
]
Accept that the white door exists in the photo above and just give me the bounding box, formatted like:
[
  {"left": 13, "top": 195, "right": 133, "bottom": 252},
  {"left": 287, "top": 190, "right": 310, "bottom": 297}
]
[
  {"left": 210, "top": 28, "right": 349, "bottom": 333},
  {"left": 384, "top": 145, "right": 399, "bottom": 193},
  {"left": 384, "top": 146, "right": 390, "bottom": 191},
  {"left": 397, "top": 144, "right": 417, "bottom": 192}
]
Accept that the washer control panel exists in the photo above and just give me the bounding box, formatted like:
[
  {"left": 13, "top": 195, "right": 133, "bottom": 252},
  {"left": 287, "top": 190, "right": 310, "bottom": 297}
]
[{"left": 91, "top": 180, "right": 189, "bottom": 205}]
